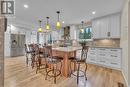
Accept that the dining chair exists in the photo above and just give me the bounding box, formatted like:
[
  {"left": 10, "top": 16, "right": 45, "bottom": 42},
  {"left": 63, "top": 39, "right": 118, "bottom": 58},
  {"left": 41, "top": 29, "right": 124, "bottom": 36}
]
[{"left": 69, "top": 46, "right": 89, "bottom": 84}]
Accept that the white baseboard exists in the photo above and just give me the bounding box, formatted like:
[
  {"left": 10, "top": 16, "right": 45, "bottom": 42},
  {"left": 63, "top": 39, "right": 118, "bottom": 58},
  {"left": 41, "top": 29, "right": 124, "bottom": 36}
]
[{"left": 122, "top": 71, "right": 128, "bottom": 87}]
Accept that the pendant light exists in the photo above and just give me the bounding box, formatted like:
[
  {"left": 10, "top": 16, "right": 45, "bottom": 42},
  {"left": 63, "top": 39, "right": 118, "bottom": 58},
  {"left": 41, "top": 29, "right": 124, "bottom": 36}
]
[
  {"left": 56, "top": 11, "right": 61, "bottom": 29},
  {"left": 46, "top": 17, "right": 50, "bottom": 30},
  {"left": 80, "top": 21, "right": 84, "bottom": 33},
  {"left": 38, "top": 20, "right": 42, "bottom": 33}
]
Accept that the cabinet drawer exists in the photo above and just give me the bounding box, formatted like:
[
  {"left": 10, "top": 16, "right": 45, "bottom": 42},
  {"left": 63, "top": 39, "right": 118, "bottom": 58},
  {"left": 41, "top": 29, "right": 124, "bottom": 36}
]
[
  {"left": 109, "top": 49, "right": 121, "bottom": 53},
  {"left": 88, "top": 52, "right": 96, "bottom": 55},
  {"left": 89, "top": 48, "right": 96, "bottom": 50},
  {"left": 87, "top": 58, "right": 96, "bottom": 63},
  {"left": 89, "top": 58, "right": 96, "bottom": 62},
  {"left": 108, "top": 54, "right": 121, "bottom": 59},
  {"left": 109, "top": 62, "right": 121, "bottom": 69},
  {"left": 98, "top": 48, "right": 108, "bottom": 54},
  {"left": 109, "top": 57, "right": 121, "bottom": 64},
  {"left": 97, "top": 57, "right": 109, "bottom": 65},
  {"left": 98, "top": 53, "right": 107, "bottom": 57}
]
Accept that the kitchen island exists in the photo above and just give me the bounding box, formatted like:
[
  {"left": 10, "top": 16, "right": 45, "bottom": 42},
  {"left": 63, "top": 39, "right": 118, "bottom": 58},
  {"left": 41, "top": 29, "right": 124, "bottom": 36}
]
[{"left": 52, "top": 46, "right": 82, "bottom": 77}]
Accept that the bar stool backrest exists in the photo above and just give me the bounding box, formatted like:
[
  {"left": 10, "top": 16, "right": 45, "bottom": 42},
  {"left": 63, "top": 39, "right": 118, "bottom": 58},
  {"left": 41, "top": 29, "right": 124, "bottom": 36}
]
[
  {"left": 45, "top": 46, "right": 52, "bottom": 57},
  {"left": 28, "top": 44, "right": 35, "bottom": 54},
  {"left": 76, "top": 46, "right": 89, "bottom": 61},
  {"left": 25, "top": 44, "right": 30, "bottom": 53},
  {"left": 33, "top": 44, "right": 40, "bottom": 55}
]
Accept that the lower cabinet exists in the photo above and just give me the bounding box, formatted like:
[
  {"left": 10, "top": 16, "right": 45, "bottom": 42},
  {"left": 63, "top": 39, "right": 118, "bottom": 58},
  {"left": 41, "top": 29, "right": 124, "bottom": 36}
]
[{"left": 87, "top": 47, "right": 122, "bottom": 70}]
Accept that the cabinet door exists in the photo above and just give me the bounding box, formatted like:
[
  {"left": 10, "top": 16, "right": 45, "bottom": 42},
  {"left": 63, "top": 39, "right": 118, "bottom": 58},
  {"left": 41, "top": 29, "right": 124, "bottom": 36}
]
[
  {"left": 92, "top": 20, "right": 101, "bottom": 39},
  {"left": 109, "top": 14, "right": 120, "bottom": 38},
  {"left": 70, "top": 26, "right": 76, "bottom": 40},
  {"left": 100, "top": 17, "right": 109, "bottom": 38}
]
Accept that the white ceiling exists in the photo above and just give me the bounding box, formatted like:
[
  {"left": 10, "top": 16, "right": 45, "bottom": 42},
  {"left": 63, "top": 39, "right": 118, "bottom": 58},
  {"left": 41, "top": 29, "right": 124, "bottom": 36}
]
[{"left": 9, "top": 0, "right": 124, "bottom": 27}]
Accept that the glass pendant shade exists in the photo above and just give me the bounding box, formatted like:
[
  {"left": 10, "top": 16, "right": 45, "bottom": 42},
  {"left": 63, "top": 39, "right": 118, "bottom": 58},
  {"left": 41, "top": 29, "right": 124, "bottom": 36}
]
[
  {"left": 46, "top": 17, "right": 50, "bottom": 30},
  {"left": 80, "top": 28, "right": 84, "bottom": 33},
  {"left": 56, "top": 11, "right": 61, "bottom": 29},
  {"left": 56, "top": 21, "right": 61, "bottom": 29},
  {"left": 38, "top": 27, "right": 42, "bottom": 32},
  {"left": 80, "top": 21, "right": 84, "bottom": 33},
  {"left": 46, "top": 24, "right": 50, "bottom": 30},
  {"left": 38, "top": 20, "right": 42, "bottom": 32}
]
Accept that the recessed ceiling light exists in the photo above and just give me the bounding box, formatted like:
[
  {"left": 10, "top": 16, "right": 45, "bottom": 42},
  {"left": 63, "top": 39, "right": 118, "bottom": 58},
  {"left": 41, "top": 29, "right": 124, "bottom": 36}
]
[
  {"left": 62, "top": 21, "right": 65, "bottom": 23},
  {"left": 24, "top": 4, "right": 29, "bottom": 8},
  {"left": 92, "top": 11, "right": 96, "bottom": 15}
]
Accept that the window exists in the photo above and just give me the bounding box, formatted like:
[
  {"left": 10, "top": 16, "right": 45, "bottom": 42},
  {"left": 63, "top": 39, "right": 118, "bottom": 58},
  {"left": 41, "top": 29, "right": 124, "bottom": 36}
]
[{"left": 79, "top": 27, "right": 92, "bottom": 39}]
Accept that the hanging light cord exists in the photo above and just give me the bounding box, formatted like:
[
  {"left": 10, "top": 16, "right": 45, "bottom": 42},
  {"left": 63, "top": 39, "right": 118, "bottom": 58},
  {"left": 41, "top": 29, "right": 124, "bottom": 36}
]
[
  {"left": 46, "top": 17, "right": 49, "bottom": 24},
  {"left": 81, "top": 21, "right": 84, "bottom": 29},
  {"left": 39, "top": 20, "right": 42, "bottom": 27},
  {"left": 57, "top": 11, "right": 60, "bottom": 22}
]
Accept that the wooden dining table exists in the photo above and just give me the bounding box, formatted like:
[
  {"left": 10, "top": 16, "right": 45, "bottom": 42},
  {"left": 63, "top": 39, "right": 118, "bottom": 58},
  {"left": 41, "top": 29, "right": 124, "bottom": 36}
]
[{"left": 52, "top": 47, "right": 82, "bottom": 77}]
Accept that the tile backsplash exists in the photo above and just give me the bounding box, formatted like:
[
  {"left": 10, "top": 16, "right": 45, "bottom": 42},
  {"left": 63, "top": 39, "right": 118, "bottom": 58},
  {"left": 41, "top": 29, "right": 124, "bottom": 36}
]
[
  {"left": 93, "top": 39, "right": 120, "bottom": 47},
  {"left": 53, "top": 39, "right": 120, "bottom": 48},
  {"left": 71, "top": 39, "right": 120, "bottom": 47}
]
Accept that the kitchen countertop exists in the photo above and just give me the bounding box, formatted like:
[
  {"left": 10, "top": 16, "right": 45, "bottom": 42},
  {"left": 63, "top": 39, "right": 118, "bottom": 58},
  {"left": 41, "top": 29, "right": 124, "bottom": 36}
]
[
  {"left": 52, "top": 46, "right": 82, "bottom": 52},
  {"left": 89, "top": 46, "right": 122, "bottom": 49}
]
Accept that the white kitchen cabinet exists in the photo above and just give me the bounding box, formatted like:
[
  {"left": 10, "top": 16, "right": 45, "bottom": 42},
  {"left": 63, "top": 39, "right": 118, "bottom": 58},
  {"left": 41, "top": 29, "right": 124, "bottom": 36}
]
[
  {"left": 87, "top": 47, "right": 122, "bottom": 70},
  {"left": 70, "top": 25, "right": 77, "bottom": 40},
  {"left": 109, "top": 14, "right": 121, "bottom": 38},
  {"left": 92, "top": 13, "right": 121, "bottom": 39},
  {"left": 92, "top": 20, "right": 101, "bottom": 39},
  {"left": 100, "top": 17, "right": 109, "bottom": 38}
]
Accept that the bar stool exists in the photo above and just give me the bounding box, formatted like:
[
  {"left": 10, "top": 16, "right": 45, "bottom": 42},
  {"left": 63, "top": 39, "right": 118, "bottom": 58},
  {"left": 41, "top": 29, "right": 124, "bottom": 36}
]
[
  {"left": 34, "top": 45, "right": 48, "bottom": 74},
  {"left": 25, "top": 44, "right": 32, "bottom": 65},
  {"left": 45, "top": 46, "right": 63, "bottom": 84},
  {"left": 28, "top": 44, "right": 36, "bottom": 68},
  {"left": 69, "top": 46, "right": 89, "bottom": 84}
]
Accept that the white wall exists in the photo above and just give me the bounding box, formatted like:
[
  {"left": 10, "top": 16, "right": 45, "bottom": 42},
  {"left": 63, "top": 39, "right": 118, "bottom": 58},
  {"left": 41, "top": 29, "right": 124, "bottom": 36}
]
[
  {"left": 4, "top": 24, "right": 37, "bottom": 57},
  {"left": 120, "top": 0, "right": 129, "bottom": 86},
  {"left": 128, "top": 0, "right": 130, "bottom": 86}
]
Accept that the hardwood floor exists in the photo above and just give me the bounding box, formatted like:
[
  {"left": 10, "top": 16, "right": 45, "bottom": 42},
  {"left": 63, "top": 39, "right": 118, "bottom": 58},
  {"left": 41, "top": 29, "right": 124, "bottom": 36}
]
[{"left": 4, "top": 56, "right": 126, "bottom": 87}]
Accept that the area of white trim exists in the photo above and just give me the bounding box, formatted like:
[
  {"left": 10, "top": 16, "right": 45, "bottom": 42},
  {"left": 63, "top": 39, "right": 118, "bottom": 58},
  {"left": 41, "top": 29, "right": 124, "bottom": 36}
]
[{"left": 122, "top": 71, "right": 128, "bottom": 87}]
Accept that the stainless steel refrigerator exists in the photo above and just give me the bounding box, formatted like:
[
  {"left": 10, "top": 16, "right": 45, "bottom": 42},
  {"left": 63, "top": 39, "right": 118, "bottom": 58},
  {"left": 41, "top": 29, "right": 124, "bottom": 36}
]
[{"left": 11, "top": 34, "right": 25, "bottom": 57}]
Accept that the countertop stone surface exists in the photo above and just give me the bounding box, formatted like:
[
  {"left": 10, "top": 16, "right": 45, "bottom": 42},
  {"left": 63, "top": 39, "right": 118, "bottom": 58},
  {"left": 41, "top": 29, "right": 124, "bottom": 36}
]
[{"left": 52, "top": 46, "right": 82, "bottom": 52}]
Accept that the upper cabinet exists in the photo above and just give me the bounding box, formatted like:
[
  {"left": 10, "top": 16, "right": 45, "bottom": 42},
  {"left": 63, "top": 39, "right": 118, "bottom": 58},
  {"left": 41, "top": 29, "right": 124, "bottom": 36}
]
[
  {"left": 70, "top": 25, "right": 77, "bottom": 40},
  {"left": 92, "top": 13, "right": 121, "bottom": 39},
  {"left": 109, "top": 14, "right": 121, "bottom": 38}
]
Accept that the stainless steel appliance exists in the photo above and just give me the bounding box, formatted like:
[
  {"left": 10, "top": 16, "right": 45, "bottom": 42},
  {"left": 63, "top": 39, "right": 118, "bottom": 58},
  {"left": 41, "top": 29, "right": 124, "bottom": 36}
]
[{"left": 11, "top": 34, "right": 25, "bottom": 57}]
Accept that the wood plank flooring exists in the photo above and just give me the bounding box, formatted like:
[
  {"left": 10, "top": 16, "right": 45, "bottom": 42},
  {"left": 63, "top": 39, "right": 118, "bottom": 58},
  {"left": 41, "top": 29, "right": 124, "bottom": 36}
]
[{"left": 4, "top": 56, "right": 127, "bottom": 87}]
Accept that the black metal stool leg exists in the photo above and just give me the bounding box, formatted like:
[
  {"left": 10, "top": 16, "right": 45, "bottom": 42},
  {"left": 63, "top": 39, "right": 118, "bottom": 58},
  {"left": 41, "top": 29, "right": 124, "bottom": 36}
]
[
  {"left": 69, "top": 60, "right": 72, "bottom": 77},
  {"left": 85, "top": 63, "right": 87, "bottom": 80},
  {"left": 54, "top": 69, "right": 56, "bottom": 84},
  {"left": 45, "top": 66, "right": 48, "bottom": 80},
  {"left": 26, "top": 53, "right": 29, "bottom": 65},
  {"left": 60, "top": 61, "right": 62, "bottom": 76},
  {"left": 77, "top": 63, "right": 80, "bottom": 84}
]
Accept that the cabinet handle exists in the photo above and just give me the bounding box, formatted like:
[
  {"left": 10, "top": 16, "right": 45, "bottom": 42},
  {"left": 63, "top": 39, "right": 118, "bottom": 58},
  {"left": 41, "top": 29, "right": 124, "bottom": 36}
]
[
  {"left": 111, "top": 55, "right": 117, "bottom": 57},
  {"left": 99, "top": 49, "right": 106, "bottom": 50},
  {"left": 100, "top": 61, "right": 105, "bottom": 63},
  {"left": 111, "top": 63, "right": 118, "bottom": 65},
  {"left": 111, "top": 49, "right": 118, "bottom": 51},
  {"left": 99, "top": 54, "right": 105, "bottom": 56}
]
